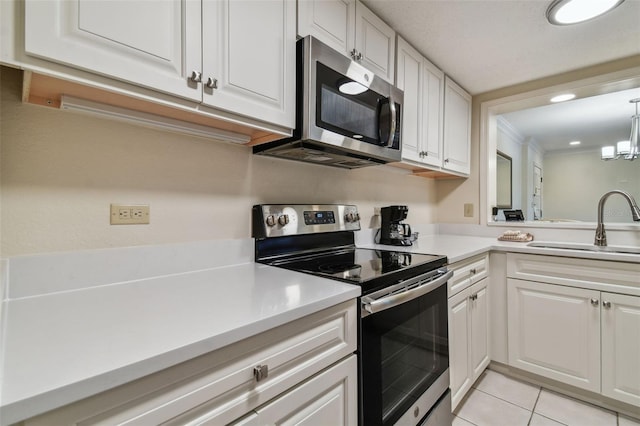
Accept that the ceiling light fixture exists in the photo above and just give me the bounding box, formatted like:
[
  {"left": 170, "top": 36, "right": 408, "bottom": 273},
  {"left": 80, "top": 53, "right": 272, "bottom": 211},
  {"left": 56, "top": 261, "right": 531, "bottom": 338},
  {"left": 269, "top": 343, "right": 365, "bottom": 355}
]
[
  {"left": 550, "top": 93, "right": 576, "bottom": 103},
  {"left": 546, "top": 0, "right": 625, "bottom": 25},
  {"left": 59, "top": 95, "right": 251, "bottom": 144},
  {"left": 569, "top": 140, "right": 581, "bottom": 145},
  {"left": 601, "top": 98, "right": 639, "bottom": 161}
]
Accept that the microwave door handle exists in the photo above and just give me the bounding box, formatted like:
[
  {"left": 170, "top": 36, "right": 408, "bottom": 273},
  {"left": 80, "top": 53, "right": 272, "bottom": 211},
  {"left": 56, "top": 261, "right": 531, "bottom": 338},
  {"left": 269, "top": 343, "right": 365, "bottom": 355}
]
[
  {"left": 386, "top": 95, "right": 397, "bottom": 147},
  {"left": 362, "top": 270, "right": 452, "bottom": 315}
]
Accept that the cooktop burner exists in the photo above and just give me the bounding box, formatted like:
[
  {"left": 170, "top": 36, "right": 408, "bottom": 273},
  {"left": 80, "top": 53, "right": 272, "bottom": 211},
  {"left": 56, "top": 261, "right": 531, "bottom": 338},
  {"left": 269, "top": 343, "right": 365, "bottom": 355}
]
[{"left": 268, "top": 247, "right": 446, "bottom": 294}]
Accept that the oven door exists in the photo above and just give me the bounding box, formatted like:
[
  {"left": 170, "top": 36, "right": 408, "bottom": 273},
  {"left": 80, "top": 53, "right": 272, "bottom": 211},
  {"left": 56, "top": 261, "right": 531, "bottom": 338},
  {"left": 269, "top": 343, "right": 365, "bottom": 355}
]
[{"left": 360, "top": 270, "right": 451, "bottom": 426}]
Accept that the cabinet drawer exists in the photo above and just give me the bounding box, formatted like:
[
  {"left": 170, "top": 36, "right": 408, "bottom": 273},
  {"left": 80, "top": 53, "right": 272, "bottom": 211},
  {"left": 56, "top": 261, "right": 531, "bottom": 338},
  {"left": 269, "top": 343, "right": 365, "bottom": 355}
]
[
  {"left": 25, "top": 300, "right": 357, "bottom": 426},
  {"left": 448, "top": 254, "right": 488, "bottom": 297},
  {"left": 507, "top": 253, "right": 640, "bottom": 294}
]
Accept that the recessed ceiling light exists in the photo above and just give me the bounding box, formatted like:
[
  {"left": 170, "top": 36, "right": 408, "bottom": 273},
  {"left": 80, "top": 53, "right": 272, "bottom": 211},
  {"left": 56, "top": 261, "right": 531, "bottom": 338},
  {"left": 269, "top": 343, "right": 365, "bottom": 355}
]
[
  {"left": 569, "top": 140, "right": 581, "bottom": 145},
  {"left": 550, "top": 93, "right": 576, "bottom": 103},
  {"left": 546, "top": 0, "right": 625, "bottom": 25}
]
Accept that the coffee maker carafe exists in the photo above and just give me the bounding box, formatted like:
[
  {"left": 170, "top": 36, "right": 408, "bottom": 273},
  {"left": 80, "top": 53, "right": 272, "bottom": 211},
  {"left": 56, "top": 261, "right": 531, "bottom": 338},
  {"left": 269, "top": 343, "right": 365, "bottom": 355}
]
[{"left": 380, "top": 205, "right": 413, "bottom": 246}]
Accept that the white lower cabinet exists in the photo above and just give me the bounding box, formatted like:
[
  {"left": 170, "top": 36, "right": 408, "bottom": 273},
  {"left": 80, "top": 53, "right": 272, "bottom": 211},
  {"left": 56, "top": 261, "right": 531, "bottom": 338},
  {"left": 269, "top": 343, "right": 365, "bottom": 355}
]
[
  {"left": 507, "top": 279, "right": 601, "bottom": 393},
  {"left": 601, "top": 292, "right": 640, "bottom": 407},
  {"left": 23, "top": 300, "right": 357, "bottom": 426},
  {"left": 233, "top": 355, "right": 357, "bottom": 426},
  {"left": 448, "top": 254, "right": 490, "bottom": 410},
  {"left": 506, "top": 253, "right": 640, "bottom": 408}
]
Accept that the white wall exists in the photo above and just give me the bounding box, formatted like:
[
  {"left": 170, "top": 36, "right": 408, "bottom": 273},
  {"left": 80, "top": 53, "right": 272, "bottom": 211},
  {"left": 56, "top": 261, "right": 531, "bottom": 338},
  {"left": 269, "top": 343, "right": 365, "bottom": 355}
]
[
  {"left": 0, "top": 67, "right": 437, "bottom": 257},
  {"left": 543, "top": 149, "right": 640, "bottom": 222}
]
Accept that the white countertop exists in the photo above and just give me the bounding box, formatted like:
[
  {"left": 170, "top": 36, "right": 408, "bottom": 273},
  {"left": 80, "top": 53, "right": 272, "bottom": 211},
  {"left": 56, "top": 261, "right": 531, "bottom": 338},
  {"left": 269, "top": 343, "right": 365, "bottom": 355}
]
[
  {"left": 0, "top": 261, "right": 360, "bottom": 425},
  {"left": 2, "top": 234, "right": 638, "bottom": 425},
  {"left": 361, "top": 234, "right": 640, "bottom": 264}
]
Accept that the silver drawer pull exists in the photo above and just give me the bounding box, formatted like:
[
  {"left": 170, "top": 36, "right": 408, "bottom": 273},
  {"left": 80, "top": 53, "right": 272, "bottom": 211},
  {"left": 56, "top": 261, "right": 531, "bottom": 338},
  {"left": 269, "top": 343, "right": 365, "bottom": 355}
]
[
  {"left": 603, "top": 301, "right": 612, "bottom": 309},
  {"left": 590, "top": 298, "right": 599, "bottom": 307},
  {"left": 470, "top": 268, "right": 477, "bottom": 275},
  {"left": 253, "top": 364, "right": 268, "bottom": 382}
]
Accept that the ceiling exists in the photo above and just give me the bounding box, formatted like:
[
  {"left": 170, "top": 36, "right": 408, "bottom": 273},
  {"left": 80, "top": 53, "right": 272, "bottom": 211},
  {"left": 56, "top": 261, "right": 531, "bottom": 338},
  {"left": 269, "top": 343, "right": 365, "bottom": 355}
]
[
  {"left": 362, "top": 0, "right": 640, "bottom": 95},
  {"left": 500, "top": 87, "right": 640, "bottom": 152}
]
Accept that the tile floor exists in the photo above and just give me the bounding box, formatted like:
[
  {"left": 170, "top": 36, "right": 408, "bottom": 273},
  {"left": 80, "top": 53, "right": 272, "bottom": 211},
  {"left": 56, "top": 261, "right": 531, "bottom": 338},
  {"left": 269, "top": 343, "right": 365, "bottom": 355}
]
[{"left": 453, "top": 369, "right": 640, "bottom": 426}]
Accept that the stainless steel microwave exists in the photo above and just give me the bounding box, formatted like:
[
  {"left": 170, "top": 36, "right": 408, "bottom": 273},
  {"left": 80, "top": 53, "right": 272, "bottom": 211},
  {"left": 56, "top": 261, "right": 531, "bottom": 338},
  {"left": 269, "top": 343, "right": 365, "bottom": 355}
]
[{"left": 253, "top": 36, "right": 403, "bottom": 169}]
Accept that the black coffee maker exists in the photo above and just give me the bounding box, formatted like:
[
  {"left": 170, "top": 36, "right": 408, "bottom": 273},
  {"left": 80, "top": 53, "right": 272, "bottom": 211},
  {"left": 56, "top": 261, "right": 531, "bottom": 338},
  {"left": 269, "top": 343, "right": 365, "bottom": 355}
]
[{"left": 380, "top": 205, "right": 413, "bottom": 246}]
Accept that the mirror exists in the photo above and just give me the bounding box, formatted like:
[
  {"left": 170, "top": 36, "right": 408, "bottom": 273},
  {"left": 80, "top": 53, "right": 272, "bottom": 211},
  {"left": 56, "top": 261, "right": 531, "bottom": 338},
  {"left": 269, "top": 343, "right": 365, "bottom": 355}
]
[
  {"left": 482, "top": 69, "right": 640, "bottom": 225},
  {"left": 496, "top": 151, "right": 512, "bottom": 208}
]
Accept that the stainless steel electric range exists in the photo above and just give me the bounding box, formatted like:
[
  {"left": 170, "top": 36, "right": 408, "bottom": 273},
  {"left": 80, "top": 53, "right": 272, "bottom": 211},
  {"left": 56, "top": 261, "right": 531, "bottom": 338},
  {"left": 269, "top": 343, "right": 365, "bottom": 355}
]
[{"left": 253, "top": 204, "right": 453, "bottom": 426}]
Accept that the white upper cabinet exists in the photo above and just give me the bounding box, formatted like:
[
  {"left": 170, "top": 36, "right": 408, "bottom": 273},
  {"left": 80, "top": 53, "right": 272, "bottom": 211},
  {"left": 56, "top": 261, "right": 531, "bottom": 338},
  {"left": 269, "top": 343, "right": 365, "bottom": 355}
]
[
  {"left": 396, "top": 36, "right": 444, "bottom": 169},
  {"left": 23, "top": 0, "right": 295, "bottom": 129},
  {"left": 443, "top": 77, "right": 472, "bottom": 175},
  {"left": 202, "top": 0, "right": 296, "bottom": 127},
  {"left": 24, "top": 0, "right": 202, "bottom": 102},
  {"left": 297, "top": 0, "right": 355, "bottom": 57},
  {"left": 298, "top": 0, "right": 395, "bottom": 83}
]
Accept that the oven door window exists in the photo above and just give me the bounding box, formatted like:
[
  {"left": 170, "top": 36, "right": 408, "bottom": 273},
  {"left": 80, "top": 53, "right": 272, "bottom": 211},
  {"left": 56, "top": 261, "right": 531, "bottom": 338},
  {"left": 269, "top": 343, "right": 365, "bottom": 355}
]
[
  {"left": 361, "top": 284, "right": 448, "bottom": 426},
  {"left": 316, "top": 62, "right": 400, "bottom": 149}
]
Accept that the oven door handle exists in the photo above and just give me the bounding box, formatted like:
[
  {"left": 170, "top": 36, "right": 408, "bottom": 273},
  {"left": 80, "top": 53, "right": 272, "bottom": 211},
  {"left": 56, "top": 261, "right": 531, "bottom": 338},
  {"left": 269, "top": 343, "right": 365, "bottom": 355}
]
[{"left": 362, "top": 270, "right": 452, "bottom": 315}]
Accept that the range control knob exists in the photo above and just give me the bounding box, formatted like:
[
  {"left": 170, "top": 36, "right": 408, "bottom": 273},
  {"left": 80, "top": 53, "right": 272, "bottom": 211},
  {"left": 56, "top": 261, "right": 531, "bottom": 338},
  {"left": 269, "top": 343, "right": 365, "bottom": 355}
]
[
  {"left": 345, "top": 212, "right": 355, "bottom": 222},
  {"left": 355, "top": 212, "right": 360, "bottom": 221},
  {"left": 265, "top": 215, "right": 276, "bottom": 227},
  {"left": 278, "top": 215, "right": 290, "bottom": 226}
]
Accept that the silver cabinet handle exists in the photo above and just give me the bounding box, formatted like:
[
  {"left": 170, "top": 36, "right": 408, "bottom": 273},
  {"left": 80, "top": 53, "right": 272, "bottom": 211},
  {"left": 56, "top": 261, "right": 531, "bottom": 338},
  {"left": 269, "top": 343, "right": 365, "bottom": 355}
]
[
  {"left": 253, "top": 364, "right": 268, "bottom": 382},
  {"left": 350, "top": 48, "right": 357, "bottom": 60},
  {"left": 444, "top": 158, "right": 450, "bottom": 164},
  {"left": 356, "top": 51, "right": 363, "bottom": 61},
  {"left": 189, "top": 70, "right": 202, "bottom": 83},
  {"left": 470, "top": 268, "right": 477, "bottom": 275},
  {"left": 206, "top": 77, "right": 218, "bottom": 89},
  {"left": 603, "top": 301, "right": 612, "bottom": 309},
  {"left": 590, "top": 298, "right": 599, "bottom": 306},
  {"left": 470, "top": 293, "right": 478, "bottom": 301}
]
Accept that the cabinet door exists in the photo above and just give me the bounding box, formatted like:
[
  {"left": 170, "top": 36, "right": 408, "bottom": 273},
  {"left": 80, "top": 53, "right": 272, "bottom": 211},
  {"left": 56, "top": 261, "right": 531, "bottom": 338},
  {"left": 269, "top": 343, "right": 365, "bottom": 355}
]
[
  {"left": 420, "top": 59, "right": 445, "bottom": 168},
  {"left": 601, "top": 292, "right": 640, "bottom": 407},
  {"left": 443, "top": 77, "right": 471, "bottom": 175},
  {"left": 354, "top": 0, "right": 395, "bottom": 84},
  {"left": 297, "top": 0, "right": 355, "bottom": 58},
  {"left": 507, "top": 279, "right": 601, "bottom": 393},
  {"left": 202, "top": 0, "right": 296, "bottom": 128},
  {"left": 233, "top": 355, "right": 358, "bottom": 426},
  {"left": 448, "top": 288, "right": 472, "bottom": 409},
  {"left": 396, "top": 37, "right": 423, "bottom": 164},
  {"left": 469, "top": 278, "right": 489, "bottom": 379},
  {"left": 24, "top": 0, "right": 202, "bottom": 102}
]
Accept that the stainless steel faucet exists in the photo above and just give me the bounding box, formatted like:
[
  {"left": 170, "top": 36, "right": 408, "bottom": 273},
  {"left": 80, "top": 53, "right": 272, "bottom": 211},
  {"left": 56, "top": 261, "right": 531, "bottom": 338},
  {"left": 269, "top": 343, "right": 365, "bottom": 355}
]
[{"left": 594, "top": 190, "right": 640, "bottom": 246}]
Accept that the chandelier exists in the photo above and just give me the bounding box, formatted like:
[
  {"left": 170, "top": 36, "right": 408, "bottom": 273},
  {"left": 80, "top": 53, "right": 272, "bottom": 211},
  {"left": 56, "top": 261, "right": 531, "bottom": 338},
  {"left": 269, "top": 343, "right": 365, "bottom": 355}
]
[{"left": 601, "top": 98, "right": 639, "bottom": 161}]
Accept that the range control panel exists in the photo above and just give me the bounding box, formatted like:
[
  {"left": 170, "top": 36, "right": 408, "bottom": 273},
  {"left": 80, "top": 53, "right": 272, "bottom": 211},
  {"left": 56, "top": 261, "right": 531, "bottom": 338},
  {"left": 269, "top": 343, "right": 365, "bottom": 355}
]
[{"left": 252, "top": 204, "right": 361, "bottom": 238}]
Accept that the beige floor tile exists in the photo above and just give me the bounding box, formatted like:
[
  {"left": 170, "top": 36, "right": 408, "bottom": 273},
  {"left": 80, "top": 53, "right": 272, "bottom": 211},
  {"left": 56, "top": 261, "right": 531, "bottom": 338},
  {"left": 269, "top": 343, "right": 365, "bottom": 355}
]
[
  {"left": 453, "top": 415, "right": 476, "bottom": 426},
  {"left": 534, "top": 390, "right": 616, "bottom": 426},
  {"left": 529, "top": 413, "right": 567, "bottom": 426},
  {"left": 619, "top": 414, "right": 640, "bottom": 426},
  {"left": 454, "top": 388, "right": 531, "bottom": 426},
  {"left": 473, "top": 369, "right": 541, "bottom": 410}
]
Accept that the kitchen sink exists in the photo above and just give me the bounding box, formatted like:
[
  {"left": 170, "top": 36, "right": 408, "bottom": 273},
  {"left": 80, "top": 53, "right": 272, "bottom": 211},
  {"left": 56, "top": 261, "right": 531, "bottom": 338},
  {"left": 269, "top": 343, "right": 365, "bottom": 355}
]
[{"left": 527, "top": 241, "right": 640, "bottom": 255}]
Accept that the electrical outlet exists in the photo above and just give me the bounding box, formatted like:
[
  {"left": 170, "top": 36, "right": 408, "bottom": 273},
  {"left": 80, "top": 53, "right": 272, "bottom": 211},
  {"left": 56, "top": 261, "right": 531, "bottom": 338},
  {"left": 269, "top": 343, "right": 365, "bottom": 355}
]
[
  {"left": 111, "top": 204, "right": 150, "bottom": 225},
  {"left": 464, "top": 203, "right": 474, "bottom": 217}
]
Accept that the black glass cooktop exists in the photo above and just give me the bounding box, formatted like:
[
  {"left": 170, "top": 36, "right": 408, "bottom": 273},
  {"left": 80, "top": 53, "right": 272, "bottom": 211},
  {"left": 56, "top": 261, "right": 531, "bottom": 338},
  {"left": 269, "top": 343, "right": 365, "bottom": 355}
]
[{"left": 267, "top": 247, "right": 447, "bottom": 295}]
